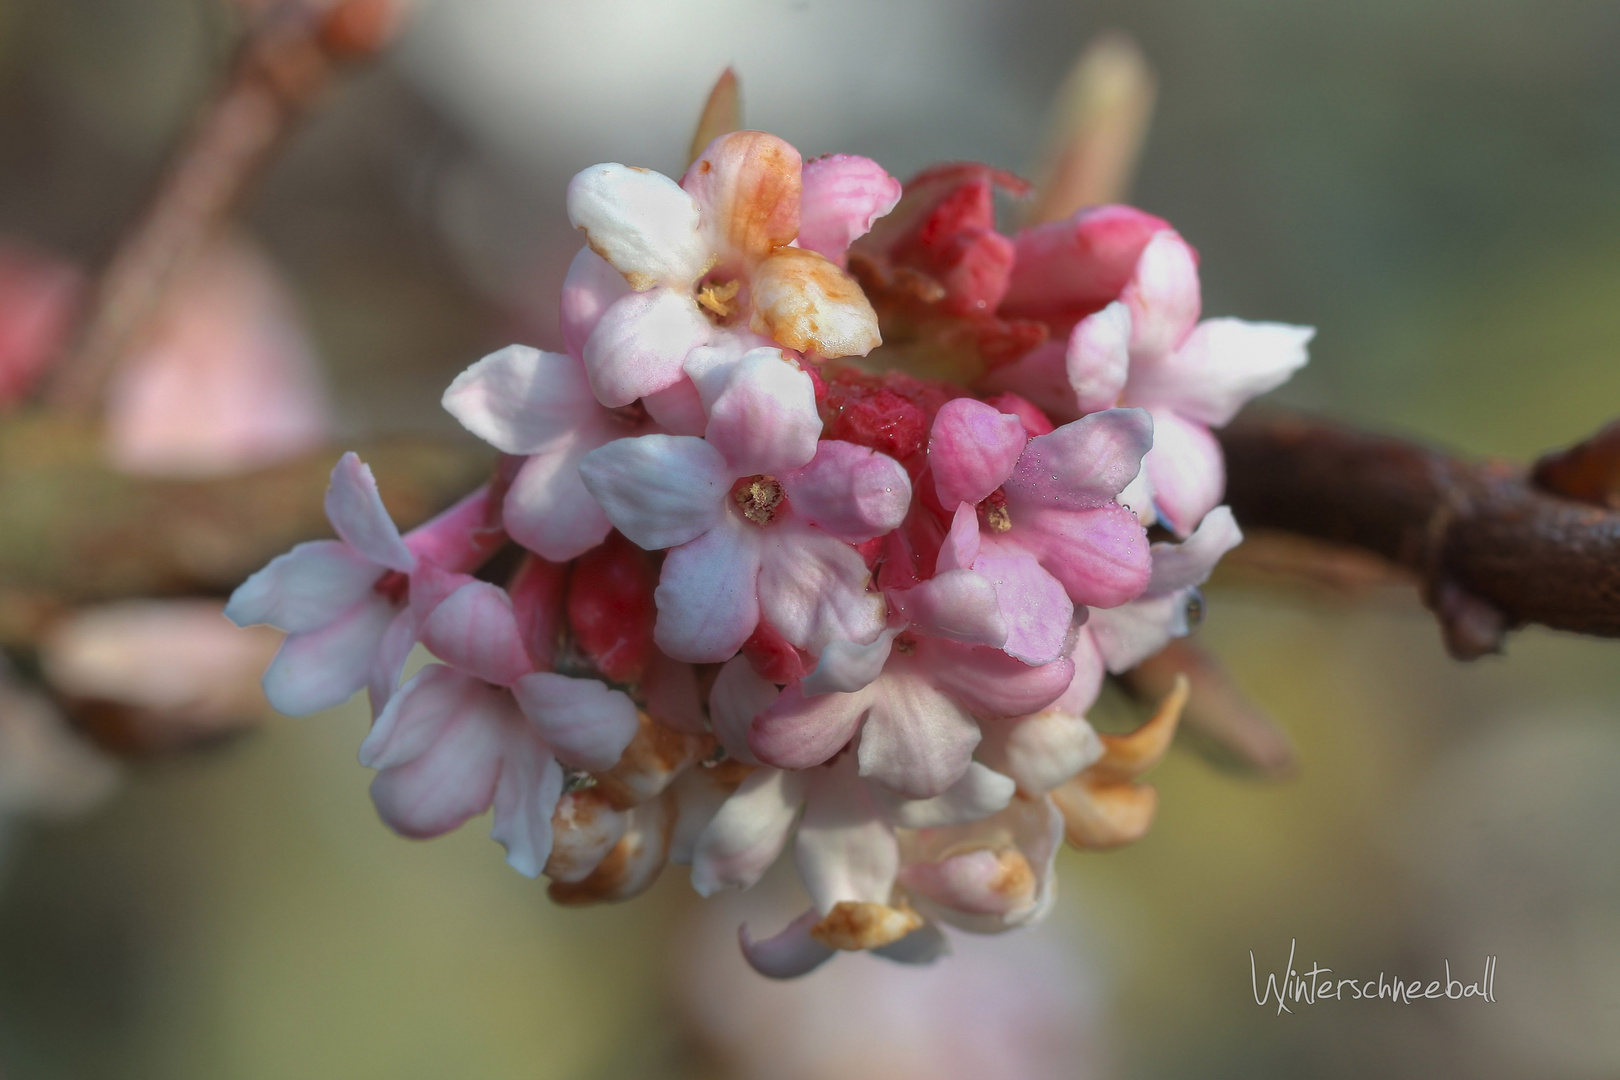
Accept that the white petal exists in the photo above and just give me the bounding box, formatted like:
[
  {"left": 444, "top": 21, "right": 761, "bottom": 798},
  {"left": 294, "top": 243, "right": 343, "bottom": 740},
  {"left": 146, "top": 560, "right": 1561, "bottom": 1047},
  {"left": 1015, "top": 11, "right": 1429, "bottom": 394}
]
[
  {"left": 367, "top": 607, "right": 418, "bottom": 713},
  {"left": 262, "top": 595, "right": 395, "bottom": 716},
  {"left": 796, "top": 756, "right": 898, "bottom": 911},
  {"left": 800, "top": 631, "right": 896, "bottom": 697},
  {"left": 1066, "top": 300, "right": 1131, "bottom": 413},
  {"left": 489, "top": 732, "right": 564, "bottom": 878},
  {"left": 885, "top": 761, "right": 1017, "bottom": 828},
  {"left": 652, "top": 512, "right": 763, "bottom": 662},
  {"left": 582, "top": 287, "right": 712, "bottom": 407},
  {"left": 889, "top": 569, "right": 1007, "bottom": 649},
  {"left": 1148, "top": 504, "right": 1242, "bottom": 594},
  {"left": 1134, "top": 319, "right": 1313, "bottom": 427},
  {"left": 442, "top": 345, "right": 598, "bottom": 455},
  {"left": 324, "top": 453, "right": 414, "bottom": 572},
  {"left": 578, "top": 434, "right": 729, "bottom": 551},
  {"left": 502, "top": 437, "right": 616, "bottom": 562},
  {"left": 560, "top": 245, "right": 630, "bottom": 358},
  {"left": 703, "top": 348, "right": 821, "bottom": 475},
  {"left": 857, "top": 671, "right": 981, "bottom": 800},
  {"left": 224, "top": 539, "right": 378, "bottom": 633},
  {"left": 566, "top": 163, "right": 710, "bottom": 290},
  {"left": 757, "top": 519, "right": 885, "bottom": 656},
  {"left": 690, "top": 767, "right": 808, "bottom": 895},
  {"left": 510, "top": 672, "right": 639, "bottom": 772},
  {"left": 708, "top": 656, "right": 778, "bottom": 764}
]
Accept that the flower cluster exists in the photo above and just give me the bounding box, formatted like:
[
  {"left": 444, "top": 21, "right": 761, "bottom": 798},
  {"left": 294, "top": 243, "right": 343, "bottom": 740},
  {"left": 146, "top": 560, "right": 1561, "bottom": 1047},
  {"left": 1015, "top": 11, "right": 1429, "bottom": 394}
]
[{"left": 229, "top": 131, "right": 1310, "bottom": 977}]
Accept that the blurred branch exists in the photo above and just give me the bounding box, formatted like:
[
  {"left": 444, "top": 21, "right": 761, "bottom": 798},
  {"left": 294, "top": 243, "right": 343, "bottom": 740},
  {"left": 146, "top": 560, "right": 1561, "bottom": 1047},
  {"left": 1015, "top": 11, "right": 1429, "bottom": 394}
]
[
  {"left": 1219, "top": 411, "right": 1620, "bottom": 658},
  {"left": 44, "top": 0, "right": 404, "bottom": 414},
  {"left": 0, "top": 414, "right": 488, "bottom": 632}
]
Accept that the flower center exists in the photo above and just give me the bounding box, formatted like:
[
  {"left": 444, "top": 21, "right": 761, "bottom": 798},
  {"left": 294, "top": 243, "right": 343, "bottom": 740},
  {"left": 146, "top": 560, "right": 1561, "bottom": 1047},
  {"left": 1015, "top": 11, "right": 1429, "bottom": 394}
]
[
  {"left": 373, "top": 570, "right": 409, "bottom": 604},
  {"left": 980, "top": 489, "right": 1012, "bottom": 533},
  {"left": 732, "top": 475, "right": 785, "bottom": 525},
  {"left": 610, "top": 399, "right": 649, "bottom": 426},
  {"left": 695, "top": 275, "right": 742, "bottom": 321},
  {"left": 892, "top": 631, "right": 918, "bottom": 655}
]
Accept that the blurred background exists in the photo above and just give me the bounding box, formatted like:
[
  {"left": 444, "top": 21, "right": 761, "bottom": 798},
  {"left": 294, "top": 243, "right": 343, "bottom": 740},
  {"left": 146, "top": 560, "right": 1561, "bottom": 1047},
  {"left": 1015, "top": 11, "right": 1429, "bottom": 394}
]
[{"left": 2, "top": 0, "right": 1620, "bottom": 1077}]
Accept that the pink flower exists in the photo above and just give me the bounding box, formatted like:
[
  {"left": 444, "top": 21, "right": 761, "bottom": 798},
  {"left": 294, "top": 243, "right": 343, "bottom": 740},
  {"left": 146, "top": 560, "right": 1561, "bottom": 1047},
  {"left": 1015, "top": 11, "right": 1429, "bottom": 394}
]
[
  {"left": 988, "top": 231, "right": 1312, "bottom": 534},
  {"left": 579, "top": 350, "right": 910, "bottom": 663},
  {"left": 0, "top": 241, "right": 81, "bottom": 408},
  {"left": 225, "top": 453, "right": 502, "bottom": 715},
  {"left": 356, "top": 575, "right": 640, "bottom": 878},
  {"left": 442, "top": 344, "right": 655, "bottom": 561},
  {"left": 565, "top": 132, "right": 894, "bottom": 407}
]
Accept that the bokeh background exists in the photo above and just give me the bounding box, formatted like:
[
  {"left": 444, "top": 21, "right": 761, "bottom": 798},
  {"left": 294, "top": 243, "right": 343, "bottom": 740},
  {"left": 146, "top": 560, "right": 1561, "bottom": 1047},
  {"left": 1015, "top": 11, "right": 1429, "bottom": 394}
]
[{"left": 3, "top": 0, "right": 1620, "bottom": 1077}]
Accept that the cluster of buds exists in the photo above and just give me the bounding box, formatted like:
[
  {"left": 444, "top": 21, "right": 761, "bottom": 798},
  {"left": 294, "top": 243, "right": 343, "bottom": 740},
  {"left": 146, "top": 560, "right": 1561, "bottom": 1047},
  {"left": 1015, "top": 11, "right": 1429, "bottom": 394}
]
[{"left": 229, "top": 129, "right": 1310, "bottom": 977}]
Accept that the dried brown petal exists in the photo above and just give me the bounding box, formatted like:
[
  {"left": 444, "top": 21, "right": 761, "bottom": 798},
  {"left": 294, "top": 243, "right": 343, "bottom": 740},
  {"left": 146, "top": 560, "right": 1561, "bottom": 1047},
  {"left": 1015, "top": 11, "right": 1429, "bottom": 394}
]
[{"left": 808, "top": 901, "right": 924, "bottom": 951}]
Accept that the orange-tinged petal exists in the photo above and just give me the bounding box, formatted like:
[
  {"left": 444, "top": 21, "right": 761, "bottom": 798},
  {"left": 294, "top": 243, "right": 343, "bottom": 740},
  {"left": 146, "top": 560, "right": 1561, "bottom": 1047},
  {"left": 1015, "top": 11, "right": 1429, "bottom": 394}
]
[
  {"left": 750, "top": 247, "right": 881, "bottom": 358},
  {"left": 684, "top": 130, "right": 801, "bottom": 264}
]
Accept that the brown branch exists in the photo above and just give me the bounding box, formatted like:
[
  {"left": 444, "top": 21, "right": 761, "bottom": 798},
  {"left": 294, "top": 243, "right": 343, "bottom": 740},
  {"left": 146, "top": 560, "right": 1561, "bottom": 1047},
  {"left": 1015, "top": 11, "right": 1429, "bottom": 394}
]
[
  {"left": 1218, "top": 411, "right": 1620, "bottom": 658},
  {"left": 43, "top": 0, "right": 403, "bottom": 414}
]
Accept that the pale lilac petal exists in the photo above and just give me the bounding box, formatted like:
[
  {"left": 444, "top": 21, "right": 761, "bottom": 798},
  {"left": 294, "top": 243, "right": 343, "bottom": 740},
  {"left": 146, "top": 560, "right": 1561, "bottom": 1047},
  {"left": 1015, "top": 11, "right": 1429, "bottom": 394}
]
[
  {"left": 1116, "top": 466, "right": 1156, "bottom": 525},
  {"left": 1014, "top": 502, "right": 1151, "bottom": 609},
  {"left": 407, "top": 562, "right": 474, "bottom": 625},
  {"left": 262, "top": 595, "right": 395, "bottom": 715},
  {"left": 976, "top": 710, "right": 1104, "bottom": 795},
  {"left": 927, "top": 398, "right": 1027, "bottom": 510},
  {"left": 224, "top": 539, "right": 378, "bottom": 633},
  {"left": 1150, "top": 504, "right": 1242, "bottom": 594},
  {"left": 324, "top": 452, "right": 414, "bottom": 572},
  {"left": 441, "top": 345, "right": 597, "bottom": 455},
  {"left": 708, "top": 655, "right": 778, "bottom": 764},
  {"left": 668, "top": 768, "right": 734, "bottom": 865},
  {"left": 653, "top": 512, "right": 763, "bottom": 662},
  {"left": 969, "top": 546, "right": 1074, "bottom": 665},
  {"left": 920, "top": 640, "right": 1076, "bottom": 719},
  {"left": 489, "top": 733, "right": 563, "bottom": 878},
  {"left": 642, "top": 376, "right": 707, "bottom": 436},
  {"left": 1086, "top": 594, "right": 1184, "bottom": 673},
  {"left": 582, "top": 286, "right": 712, "bottom": 407},
  {"left": 858, "top": 670, "right": 981, "bottom": 799},
  {"left": 1134, "top": 319, "right": 1314, "bottom": 426},
  {"left": 749, "top": 680, "right": 872, "bottom": 771},
  {"left": 885, "top": 761, "right": 1016, "bottom": 828},
  {"left": 503, "top": 437, "right": 616, "bottom": 561},
  {"left": 797, "top": 756, "right": 898, "bottom": 910},
  {"left": 739, "top": 910, "right": 836, "bottom": 979},
  {"left": 888, "top": 570, "right": 1007, "bottom": 649},
  {"left": 419, "top": 580, "right": 531, "bottom": 687},
  {"left": 797, "top": 154, "right": 902, "bottom": 264},
  {"left": 976, "top": 339, "right": 1080, "bottom": 424},
  {"left": 778, "top": 441, "right": 911, "bottom": 543},
  {"left": 510, "top": 672, "right": 639, "bottom": 771},
  {"left": 360, "top": 664, "right": 475, "bottom": 770},
  {"left": 1007, "top": 407, "right": 1152, "bottom": 510},
  {"left": 560, "top": 246, "right": 631, "bottom": 358},
  {"left": 566, "top": 163, "right": 710, "bottom": 290},
  {"left": 578, "top": 434, "right": 729, "bottom": 551},
  {"left": 934, "top": 502, "right": 981, "bottom": 573},
  {"left": 1066, "top": 300, "right": 1132, "bottom": 414},
  {"left": 758, "top": 518, "right": 885, "bottom": 655},
  {"left": 367, "top": 607, "right": 418, "bottom": 713},
  {"left": 691, "top": 767, "right": 808, "bottom": 895},
  {"left": 1000, "top": 204, "right": 1171, "bottom": 323},
  {"left": 800, "top": 631, "right": 897, "bottom": 697},
  {"left": 704, "top": 348, "right": 821, "bottom": 475},
  {"left": 1122, "top": 231, "right": 1201, "bottom": 363},
  {"left": 1142, "top": 408, "right": 1225, "bottom": 537}
]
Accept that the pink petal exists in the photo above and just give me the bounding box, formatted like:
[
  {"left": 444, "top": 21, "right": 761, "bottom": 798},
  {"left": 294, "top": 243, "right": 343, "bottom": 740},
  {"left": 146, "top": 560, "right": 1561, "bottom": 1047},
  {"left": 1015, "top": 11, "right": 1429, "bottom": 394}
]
[
  {"left": 418, "top": 580, "right": 532, "bottom": 687},
  {"left": 560, "top": 246, "right": 630, "bottom": 358},
  {"left": 225, "top": 539, "right": 379, "bottom": 633},
  {"left": 489, "top": 732, "right": 563, "bottom": 878},
  {"left": 927, "top": 398, "right": 1028, "bottom": 510},
  {"left": 510, "top": 672, "right": 639, "bottom": 772},
  {"left": 778, "top": 440, "right": 911, "bottom": 544},
  {"left": 367, "top": 607, "right": 419, "bottom": 713},
  {"left": 1133, "top": 318, "right": 1313, "bottom": 427},
  {"left": 1007, "top": 407, "right": 1153, "bottom": 511},
  {"left": 1000, "top": 204, "right": 1171, "bottom": 324},
  {"left": 797, "top": 154, "right": 902, "bottom": 265},
  {"left": 690, "top": 767, "right": 808, "bottom": 895},
  {"left": 969, "top": 545, "right": 1074, "bottom": 665},
  {"left": 976, "top": 710, "right": 1103, "bottom": 795},
  {"left": 1066, "top": 300, "right": 1132, "bottom": 414},
  {"left": 582, "top": 286, "right": 712, "bottom": 407},
  {"left": 884, "top": 761, "right": 1017, "bottom": 828},
  {"left": 324, "top": 453, "right": 414, "bottom": 572},
  {"left": 708, "top": 656, "right": 780, "bottom": 764},
  {"left": 360, "top": 664, "right": 477, "bottom": 770},
  {"left": 652, "top": 512, "right": 763, "bottom": 662},
  {"left": 1121, "top": 231, "right": 1201, "bottom": 364},
  {"left": 749, "top": 680, "right": 873, "bottom": 771},
  {"left": 888, "top": 570, "right": 1007, "bottom": 649},
  {"left": 1142, "top": 408, "right": 1226, "bottom": 537},
  {"left": 262, "top": 595, "right": 396, "bottom": 715},
  {"left": 682, "top": 130, "right": 801, "bottom": 265},
  {"left": 976, "top": 339, "right": 1080, "bottom": 424},
  {"left": 1085, "top": 594, "right": 1184, "bottom": 673},
  {"left": 981, "top": 392, "right": 1055, "bottom": 437},
  {"left": 1015, "top": 502, "right": 1151, "bottom": 608},
  {"left": 800, "top": 631, "right": 897, "bottom": 697},
  {"left": 758, "top": 518, "right": 885, "bottom": 655},
  {"left": 739, "top": 909, "right": 836, "bottom": 980},
  {"left": 503, "top": 435, "right": 617, "bottom": 561},
  {"left": 642, "top": 376, "right": 707, "bottom": 435},
  {"left": 920, "top": 639, "right": 1076, "bottom": 719},
  {"left": 797, "top": 756, "right": 898, "bottom": 910},
  {"left": 934, "top": 503, "right": 981, "bottom": 573},
  {"left": 857, "top": 669, "right": 981, "bottom": 799},
  {"left": 566, "top": 163, "right": 709, "bottom": 290},
  {"left": 441, "top": 345, "right": 598, "bottom": 455},
  {"left": 703, "top": 348, "right": 821, "bottom": 475},
  {"left": 578, "top": 434, "right": 728, "bottom": 551},
  {"left": 403, "top": 486, "right": 505, "bottom": 574},
  {"left": 407, "top": 562, "right": 475, "bottom": 625}
]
